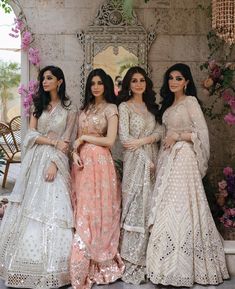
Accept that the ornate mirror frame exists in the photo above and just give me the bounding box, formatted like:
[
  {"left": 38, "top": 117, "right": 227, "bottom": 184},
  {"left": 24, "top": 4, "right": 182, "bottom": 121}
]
[{"left": 77, "top": 0, "right": 156, "bottom": 100}]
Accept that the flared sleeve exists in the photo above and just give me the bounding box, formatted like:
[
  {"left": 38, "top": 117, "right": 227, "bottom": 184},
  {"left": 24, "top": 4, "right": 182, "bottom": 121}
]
[{"left": 186, "top": 96, "right": 210, "bottom": 177}]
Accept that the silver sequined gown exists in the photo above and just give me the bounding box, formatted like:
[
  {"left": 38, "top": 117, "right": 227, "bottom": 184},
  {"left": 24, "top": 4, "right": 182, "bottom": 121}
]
[
  {"left": 147, "top": 96, "right": 229, "bottom": 287},
  {"left": 118, "top": 102, "right": 162, "bottom": 284},
  {"left": 0, "top": 104, "right": 77, "bottom": 288}
]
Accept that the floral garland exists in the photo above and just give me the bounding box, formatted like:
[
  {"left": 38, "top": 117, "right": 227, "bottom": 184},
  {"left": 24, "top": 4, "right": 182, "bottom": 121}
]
[{"left": 201, "top": 60, "right": 235, "bottom": 125}]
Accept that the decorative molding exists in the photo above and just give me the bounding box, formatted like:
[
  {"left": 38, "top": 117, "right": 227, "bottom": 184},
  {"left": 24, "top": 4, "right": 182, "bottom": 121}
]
[{"left": 77, "top": 0, "right": 156, "bottom": 100}]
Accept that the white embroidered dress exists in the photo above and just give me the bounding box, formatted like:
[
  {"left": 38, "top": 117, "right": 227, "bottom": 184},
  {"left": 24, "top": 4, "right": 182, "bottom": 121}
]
[
  {"left": 0, "top": 103, "right": 77, "bottom": 288},
  {"left": 146, "top": 96, "right": 229, "bottom": 287}
]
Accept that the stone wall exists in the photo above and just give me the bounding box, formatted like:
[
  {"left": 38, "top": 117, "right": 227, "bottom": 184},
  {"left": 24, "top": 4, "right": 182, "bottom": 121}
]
[{"left": 15, "top": 0, "right": 235, "bottom": 179}]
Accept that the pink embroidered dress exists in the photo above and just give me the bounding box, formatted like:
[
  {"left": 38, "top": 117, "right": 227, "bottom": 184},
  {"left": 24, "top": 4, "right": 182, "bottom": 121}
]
[{"left": 70, "top": 103, "right": 124, "bottom": 289}]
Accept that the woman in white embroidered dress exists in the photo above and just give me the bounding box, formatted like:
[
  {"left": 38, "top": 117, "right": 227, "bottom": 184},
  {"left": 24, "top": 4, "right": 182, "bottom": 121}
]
[
  {"left": 118, "top": 66, "right": 162, "bottom": 284},
  {"left": 0, "top": 66, "right": 77, "bottom": 288},
  {"left": 147, "top": 63, "right": 229, "bottom": 287}
]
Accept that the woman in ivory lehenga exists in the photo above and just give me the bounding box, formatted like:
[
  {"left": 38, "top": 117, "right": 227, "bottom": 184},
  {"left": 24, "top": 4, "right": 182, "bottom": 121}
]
[
  {"left": 147, "top": 63, "right": 229, "bottom": 287},
  {"left": 0, "top": 66, "right": 77, "bottom": 288},
  {"left": 70, "top": 68, "right": 124, "bottom": 289},
  {"left": 118, "top": 66, "right": 162, "bottom": 284}
]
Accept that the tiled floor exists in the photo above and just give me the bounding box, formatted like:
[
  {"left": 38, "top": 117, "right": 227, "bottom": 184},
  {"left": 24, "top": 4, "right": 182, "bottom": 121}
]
[
  {"left": 1, "top": 165, "right": 235, "bottom": 289},
  {"left": 1, "top": 278, "right": 235, "bottom": 289}
]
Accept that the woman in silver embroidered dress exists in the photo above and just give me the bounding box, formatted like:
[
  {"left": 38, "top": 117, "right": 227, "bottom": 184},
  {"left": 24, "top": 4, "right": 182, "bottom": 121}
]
[
  {"left": 0, "top": 66, "right": 77, "bottom": 288},
  {"left": 118, "top": 66, "right": 162, "bottom": 284},
  {"left": 147, "top": 63, "right": 229, "bottom": 287}
]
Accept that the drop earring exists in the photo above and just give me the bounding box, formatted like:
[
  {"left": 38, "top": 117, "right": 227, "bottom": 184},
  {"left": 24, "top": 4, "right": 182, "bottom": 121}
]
[{"left": 129, "top": 89, "right": 132, "bottom": 96}]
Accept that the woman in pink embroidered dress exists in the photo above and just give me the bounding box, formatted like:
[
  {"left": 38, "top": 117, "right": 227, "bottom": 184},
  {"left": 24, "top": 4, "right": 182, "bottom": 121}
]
[{"left": 70, "top": 68, "right": 124, "bottom": 289}]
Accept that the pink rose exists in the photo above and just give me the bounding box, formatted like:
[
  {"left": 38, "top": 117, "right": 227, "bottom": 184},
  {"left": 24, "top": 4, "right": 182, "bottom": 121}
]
[
  {"left": 211, "top": 66, "right": 221, "bottom": 80},
  {"left": 224, "top": 113, "right": 235, "bottom": 125},
  {"left": 221, "top": 88, "right": 234, "bottom": 103},
  {"left": 223, "top": 167, "right": 233, "bottom": 176}
]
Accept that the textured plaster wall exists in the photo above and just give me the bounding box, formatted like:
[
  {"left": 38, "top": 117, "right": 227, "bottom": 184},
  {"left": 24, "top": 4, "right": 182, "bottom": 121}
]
[{"left": 16, "top": 0, "right": 235, "bottom": 179}]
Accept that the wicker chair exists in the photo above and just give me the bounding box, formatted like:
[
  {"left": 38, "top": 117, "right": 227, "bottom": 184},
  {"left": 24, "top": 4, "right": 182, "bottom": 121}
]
[{"left": 0, "top": 116, "right": 21, "bottom": 188}]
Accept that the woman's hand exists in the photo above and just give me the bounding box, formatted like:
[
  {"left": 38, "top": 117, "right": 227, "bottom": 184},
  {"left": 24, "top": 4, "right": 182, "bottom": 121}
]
[
  {"left": 123, "top": 139, "right": 144, "bottom": 151},
  {"left": 56, "top": 140, "right": 69, "bottom": 154},
  {"left": 45, "top": 162, "right": 58, "bottom": 182},
  {"left": 163, "top": 132, "right": 179, "bottom": 150},
  {"left": 73, "top": 152, "right": 83, "bottom": 169},
  {"left": 73, "top": 137, "right": 84, "bottom": 152}
]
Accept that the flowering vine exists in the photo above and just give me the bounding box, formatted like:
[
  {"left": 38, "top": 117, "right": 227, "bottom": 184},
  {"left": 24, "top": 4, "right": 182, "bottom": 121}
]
[
  {"left": 2, "top": 1, "right": 41, "bottom": 116},
  {"left": 201, "top": 60, "right": 235, "bottom": 125}
]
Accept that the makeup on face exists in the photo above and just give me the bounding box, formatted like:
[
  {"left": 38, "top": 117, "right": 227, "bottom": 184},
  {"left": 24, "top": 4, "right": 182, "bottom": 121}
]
[
  {"left": 42, "top": 70, "right": 59, "bottom": 92},
  {"left": 91, "top": 76, "right": 105, "bottom": 98},
  {"left": 130, "top": 73, "right": 146, "bottom": 95},
  {"left": 168, "top": 71, "right": 188, "bottom": 94}
]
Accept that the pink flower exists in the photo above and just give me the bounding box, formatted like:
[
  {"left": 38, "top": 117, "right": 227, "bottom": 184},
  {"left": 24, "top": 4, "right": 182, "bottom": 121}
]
[
  {"left": 223, "top": 219, "right": 233, "bottom": 228},
  {"left": 218, "top": 180, "right": 227, "bottom": 189},
  {"left": 227, "top": 208, "right": 235, "bottom": 217},
  {"left": 28, "top": 80, "right": 39, "bottom": 92},
  {"left": 18, "top": 84, "right": 27, "bottom": 96},
  {"left": 223, "top": 167, "right": 233, "bottom": 176},
  {"left": 14, "top": 18, "right": 24, "bottom": 32},
  {"left": 28, "top": 47, "right": 40, "bottom": 67},
  {"left": 21, "top": 31, "right": 32, "bottom": 51},
  {"left": 211, "top": 66, "right": 221, "bottom": 80},
  {"left": 224, "top": 113, "right": 235, "bottom": 125},
  {"left": 222, "top": 88, "right": 234, "bottom": 103},
  {"left": 228, "top": 99, "right": 235, "bottom": 111}
]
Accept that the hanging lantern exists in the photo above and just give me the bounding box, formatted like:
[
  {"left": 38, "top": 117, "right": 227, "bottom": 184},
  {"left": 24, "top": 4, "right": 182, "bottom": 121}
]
[{"left": 212, "top": 0, "right": 235, "bottom": 46}]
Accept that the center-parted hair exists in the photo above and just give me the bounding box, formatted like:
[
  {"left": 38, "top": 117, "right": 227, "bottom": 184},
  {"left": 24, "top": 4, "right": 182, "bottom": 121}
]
[
  {"left": 81, "top": 68, "right": 116, "bottom": 111},
  {"left": 33, "top": 65, "right": 71, "bottom": 118},
  {"left": 117, "top": 66, "right": 160, "bottom": 123}
]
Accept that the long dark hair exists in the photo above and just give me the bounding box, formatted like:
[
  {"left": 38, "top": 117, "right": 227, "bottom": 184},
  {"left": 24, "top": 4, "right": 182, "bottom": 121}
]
[
  {"left": 159, "top": 63, "right": 199, "bottom": 122},
  {"left": 118, "top": 66, "right": 160, "bottom": 122},
  {"left": 33, "top": 65, "right": 71, "bottom": 118},
  {"left": 81, "top": 68, "right": 116, "bottom": 111}
]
